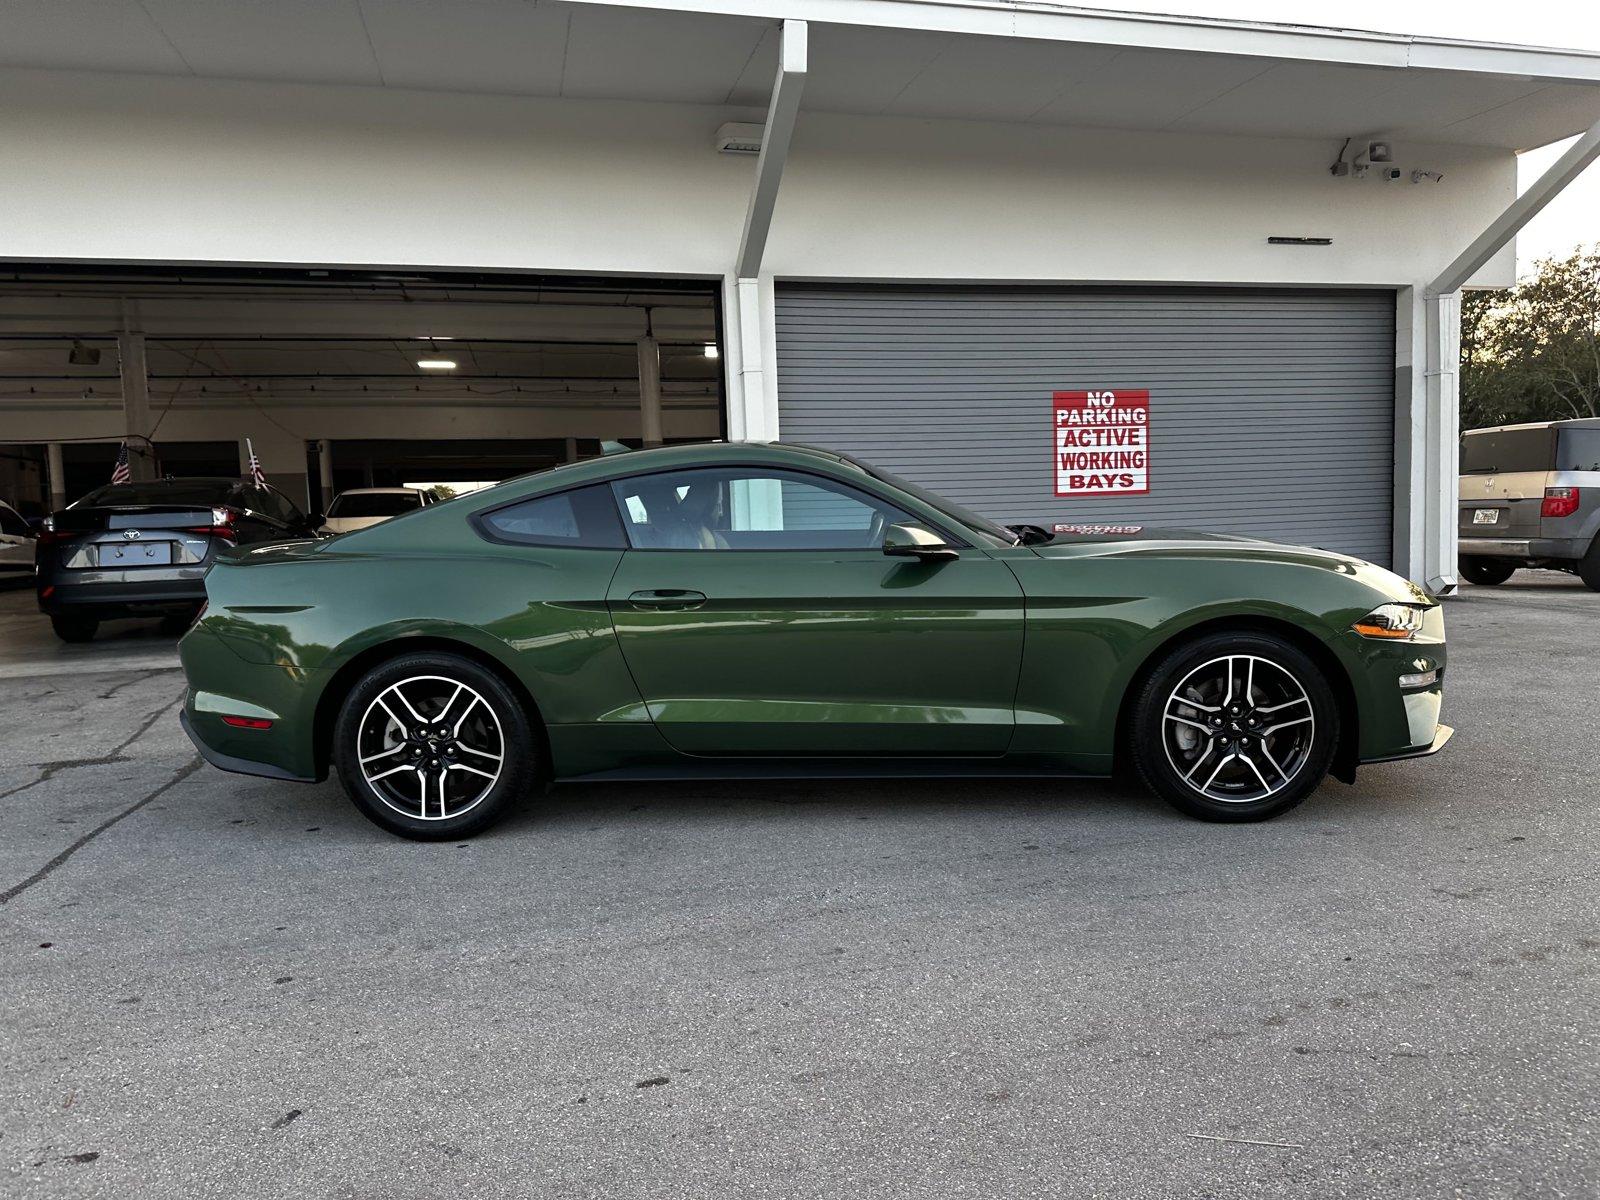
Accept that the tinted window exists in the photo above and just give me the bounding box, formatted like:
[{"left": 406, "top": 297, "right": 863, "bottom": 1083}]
[
  {"left": 0, "top": 505, "right": 29, "bottom": 536},
  {"left": 329, "top": 492, "right": 424, "bottom": 518},
  {"left": 479, "top": 485, "right": 625, "bottom": 549},
  {"left": 75, "top": 480, "right": 234, "bottom": 508},
  {"left": 1460, "top": 427, "right": 1555, "bottom": 474},
  {"left": 610, "top": 467, "right": 913, "bottom": 550},
  {"left": 1556, "top": 428, "right": 1600, "bottom": 472}
]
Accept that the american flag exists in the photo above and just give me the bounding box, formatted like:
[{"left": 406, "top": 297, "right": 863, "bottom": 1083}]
[
  {"left": 246, "top": 438, "right": 266, "bottom": 486},
  {"left": 110, "top": 441, "right": 131, "bottom": 485}
]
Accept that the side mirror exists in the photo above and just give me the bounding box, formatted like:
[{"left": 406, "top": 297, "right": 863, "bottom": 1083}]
[
  {"left": 302, "top": 511, "right": 324, "bottom": 529},
  {"left": 882, "top": 522, "right": 959, "bottom": 561}
]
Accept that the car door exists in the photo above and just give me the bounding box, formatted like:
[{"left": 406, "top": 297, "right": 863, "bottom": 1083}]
[
  {"left": 0, "top": 503, "right": 34, "bottom": 570},
  {"left": 604, "top": 465, "right": 1025, "bottom": 757}
]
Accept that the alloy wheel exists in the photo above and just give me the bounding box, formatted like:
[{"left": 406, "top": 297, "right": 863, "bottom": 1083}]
[
  {"left": 356, "top": 674, "right": 505, "bottom": 821},
  {"left": 1161, "top": 654, "right": 1315, "bottom": 804}
]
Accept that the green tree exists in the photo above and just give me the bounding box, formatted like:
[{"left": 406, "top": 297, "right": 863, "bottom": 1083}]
[
  {"left": 1462, "top": 247, "right": 1600, "bottom": 429},
  {"left": 423, "top": 484, "right": 458, "bottom": 502}
]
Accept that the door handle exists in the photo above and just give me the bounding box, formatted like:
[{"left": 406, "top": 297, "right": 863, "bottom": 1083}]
[{"left": 627, "top": 589, "right": 708, "bottom": 611}]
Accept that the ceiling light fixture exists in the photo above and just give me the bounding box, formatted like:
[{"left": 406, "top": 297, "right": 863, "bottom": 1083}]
[
  {"left": 703, "top": 344, "right": 720, "bottom": 359},
  {"left": 417, "top": 359, "right": 457, "bottom": 370}
]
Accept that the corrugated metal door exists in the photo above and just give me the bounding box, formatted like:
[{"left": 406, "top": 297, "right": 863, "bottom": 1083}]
[{"left": 775, "top": 286, "right": 1395, "bottom": 565}]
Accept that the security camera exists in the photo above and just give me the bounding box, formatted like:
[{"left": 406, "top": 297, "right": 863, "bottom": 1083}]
[
  {"left": 1380, "top": 166, "right": 1403, "bottom": 181},
  {"left": 1412, "top": 170, "right": 1444, "bottom": 184}
]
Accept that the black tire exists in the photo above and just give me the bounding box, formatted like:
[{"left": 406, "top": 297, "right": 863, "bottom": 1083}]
[
  {"left": 1578, "top": 539, "right": 1600, "bottom": 593},
  {"left": 1459, "top": 556, "right": 1516, "bottom": 586},
  {"left": 1129, "top": 631, "right": 1339, "bottom": 823},
  {"left": 50, "top": 614, "right": 98, "bottom": 643},
  {"left": 333, "top": 651, "right": 537, "bottom": 840}
]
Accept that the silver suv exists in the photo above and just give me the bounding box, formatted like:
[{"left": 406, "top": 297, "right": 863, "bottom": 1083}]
[{"left": 1459, "top": 418, "right": 1600, "bottom": 589}]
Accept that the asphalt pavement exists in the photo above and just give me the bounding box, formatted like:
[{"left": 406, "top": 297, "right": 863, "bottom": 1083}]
[{"left": 1, "top": 575, "right": 1596, "bottom": 1198}]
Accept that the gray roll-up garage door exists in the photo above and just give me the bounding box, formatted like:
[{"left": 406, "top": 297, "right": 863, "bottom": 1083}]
[{"left": 775, "top": 286, "right": 1396, "bottom": 565}]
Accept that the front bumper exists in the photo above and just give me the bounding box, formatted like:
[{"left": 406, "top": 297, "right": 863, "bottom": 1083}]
[{"left": 1364, "top": 723, "right": 1454, "bottom": 764}]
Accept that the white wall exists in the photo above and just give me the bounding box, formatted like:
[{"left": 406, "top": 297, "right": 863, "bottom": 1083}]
[{"left": 0, "top": 67, "right": 1516, "bottom": 287}]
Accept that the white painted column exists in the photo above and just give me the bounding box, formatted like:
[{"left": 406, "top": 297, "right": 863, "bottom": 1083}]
[
  {"left": 636, "top": 336, "right": 663, "bottom": 447},
  {"left": 46, "top": 441, "right": 67, "bottom": 512},
  {"left": 1422, "top": 291, "right": 1461, "bottom": 595},
  {"left": 1391, "top": 288, "right": 1427, "bottom": 584},
  {"left": 727, "top": 276, "right": 780, "bottom": 443}
]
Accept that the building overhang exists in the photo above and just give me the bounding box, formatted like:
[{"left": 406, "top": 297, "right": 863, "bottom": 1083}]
[{"left": 6, "top": 0, "right": 1600, "bottom": 151}]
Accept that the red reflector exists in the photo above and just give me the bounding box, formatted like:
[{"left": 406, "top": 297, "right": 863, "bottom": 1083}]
[
  {"left": 220, "top": 715, "right": 273, "bottom": 730},
  {"left": 40, "top": 585, "right": 55, "bottom": 600},
  {"left": 1542, "top": 486, "right": 1580, "bottom": 518}
]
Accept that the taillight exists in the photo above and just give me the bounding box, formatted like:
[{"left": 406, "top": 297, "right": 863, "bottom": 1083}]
[
  {"left": 1541, "top": 487, "right": 1580, "bottom": 518},
  {"left": 35, "top": 529, "right": 72, "bottom": 545},
  {"left": 186, "top": 506, "right": 239, "bottom": 541}
]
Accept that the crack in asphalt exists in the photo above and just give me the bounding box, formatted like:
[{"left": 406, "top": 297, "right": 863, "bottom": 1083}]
[
  {"left": 0, "top": 695, "right": 185, "bottom": 801},
  {"left": 0, "top": 757, "right": 202, "bottom": 905}
]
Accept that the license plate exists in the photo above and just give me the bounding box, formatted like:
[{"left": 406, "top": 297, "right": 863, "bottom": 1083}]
[
  {"left": 104, "top": 541, "right": 173, "bottom": 566},
  {"left": 1473, "top": 508, "right": 1499, "bottom": 525}
]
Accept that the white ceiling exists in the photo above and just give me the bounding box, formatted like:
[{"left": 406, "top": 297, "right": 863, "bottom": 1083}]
[{"left": 3, "top": 0, "right": 1599, "bottom": 149}]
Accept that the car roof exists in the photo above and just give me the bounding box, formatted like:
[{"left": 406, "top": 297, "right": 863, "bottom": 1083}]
[
  {"left": 1466, "top": 418, "right": 1600, "bottom": 434},
  {"left": 516, "top": 441, "right": 861, "bottom": 491},
  {"left": 335, "top": 487, "right": 425, "bottom": 495}
]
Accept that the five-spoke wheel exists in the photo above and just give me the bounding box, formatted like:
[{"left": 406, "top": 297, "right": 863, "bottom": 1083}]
[
  {"left": 1132, "top": 632, "right": 1337, "bottom": 821},
  {"left": 334, "top": 652, "right": 535, "bottom": 839}
]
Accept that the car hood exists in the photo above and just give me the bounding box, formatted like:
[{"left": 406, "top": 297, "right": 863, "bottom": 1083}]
[{"left": 1027, "top": 527, "right": 1437, "bottom": 604}]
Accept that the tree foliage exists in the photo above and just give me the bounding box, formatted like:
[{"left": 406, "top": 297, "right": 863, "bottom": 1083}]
[
  {"left": 1461, "top": 247, "right": 1600, "bottom": 429},
  {"left": 423, "top": 484, "right": 458, "bottom": 501}
]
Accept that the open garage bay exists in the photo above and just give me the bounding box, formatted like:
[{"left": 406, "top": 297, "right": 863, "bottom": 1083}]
[{"left": 1, "top": 581, "right": 1596, "bottom": 1198}]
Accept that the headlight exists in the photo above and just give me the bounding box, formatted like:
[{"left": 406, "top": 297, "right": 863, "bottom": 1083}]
[{"left": 1353, "top": 603, "right": 1426, "bottom": 640}]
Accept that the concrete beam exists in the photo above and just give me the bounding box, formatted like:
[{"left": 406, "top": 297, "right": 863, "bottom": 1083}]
[
  {"left": 735, "top": 20, "right": 807, "bottom": 280},
  {"left": 116, "top": 300, "right": 155, "bottom": 482},
  {"left": 1430, "top": 115, "right": 1600, "bottom": 297}
]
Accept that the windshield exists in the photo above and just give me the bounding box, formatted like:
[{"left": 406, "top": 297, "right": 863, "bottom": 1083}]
[
  {"left": 1460, "top": 427, "right": 1554, "bottom": 474},
  {"left": 861, "top": 464, "right": 1018, "bottom": 546},
  {"left": 75, "top": 480, "right": 234, "bottom": 508},
  {"left": 328, "top": 492, "right": 423, "bottom": 518}
]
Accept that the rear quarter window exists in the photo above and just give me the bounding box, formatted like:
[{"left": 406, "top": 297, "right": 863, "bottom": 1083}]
[
  {"left": 1556, "top": 428, "right": 1600, "bottom": 472},
  {"left": 476, "top": 485, "right": 626, "bottom": 549}
]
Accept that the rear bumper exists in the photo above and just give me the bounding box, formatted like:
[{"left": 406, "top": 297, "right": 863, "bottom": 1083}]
[
  {"left": 38, "top": 573, "right": 206, "bottom": 616},
  {"left": 179, "top": 709, "right": 317, "bottom": 783},
  {"left": 1459, "top": 536, "right": 1584, "bottom": 560}
]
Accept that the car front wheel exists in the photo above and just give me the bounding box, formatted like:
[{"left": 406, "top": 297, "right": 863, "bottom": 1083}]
[
  {"left": 1130, "top": 632, "right": 1338, "bottom": 822},
  {"left": 333, "top": 651, "right": 537, "bottom": 840}
]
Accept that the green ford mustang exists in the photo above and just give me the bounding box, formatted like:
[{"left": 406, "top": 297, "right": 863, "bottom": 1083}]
[{"left": 178, "top": 442, "right": 1450, "bottom": 839}]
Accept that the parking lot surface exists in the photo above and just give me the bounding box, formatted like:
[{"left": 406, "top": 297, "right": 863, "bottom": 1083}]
[{"left": 2, "top": 576, "right": 1596, "bottom": 1198}]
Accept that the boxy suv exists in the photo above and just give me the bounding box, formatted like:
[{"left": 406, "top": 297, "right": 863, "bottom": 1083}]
[{"left": 1459, "top": 418, "right": 1600, "bottom": 589}]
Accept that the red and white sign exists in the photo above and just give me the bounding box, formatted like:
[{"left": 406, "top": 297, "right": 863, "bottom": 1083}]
[{"left": 1053, "top": 389, "right": 1150, "bottom": 497}]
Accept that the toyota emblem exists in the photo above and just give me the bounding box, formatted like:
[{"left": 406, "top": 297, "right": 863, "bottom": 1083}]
[{"left": 122, "top": 529, "right": 141, "bottom": 540}]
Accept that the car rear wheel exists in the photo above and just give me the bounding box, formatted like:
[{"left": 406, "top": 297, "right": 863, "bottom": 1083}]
[
  {"left": 1130, "top": 632, "right": 1338, "bottom": 822},
  {"left": 1577, "top": 539, "right": 1600, "bottom": 592},
  {"left": 50, "top": 614, "right": 98, "bottom": 643},
  {"left": 1459, "top": 556, "right": 1516, "bottom": 586},
  {"left": 333, "top": 652, "right": 537, "bottom": 840}
]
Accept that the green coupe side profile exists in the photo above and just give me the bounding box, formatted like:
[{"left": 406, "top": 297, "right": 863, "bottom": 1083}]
[{"left": 177, "top": 442, "right": 1450, "bottom": 839}]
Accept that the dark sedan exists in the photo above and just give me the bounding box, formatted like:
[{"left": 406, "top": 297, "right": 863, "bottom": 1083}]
[{"left": 37, "top": 477, "right": 321, "bottom": 642}]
